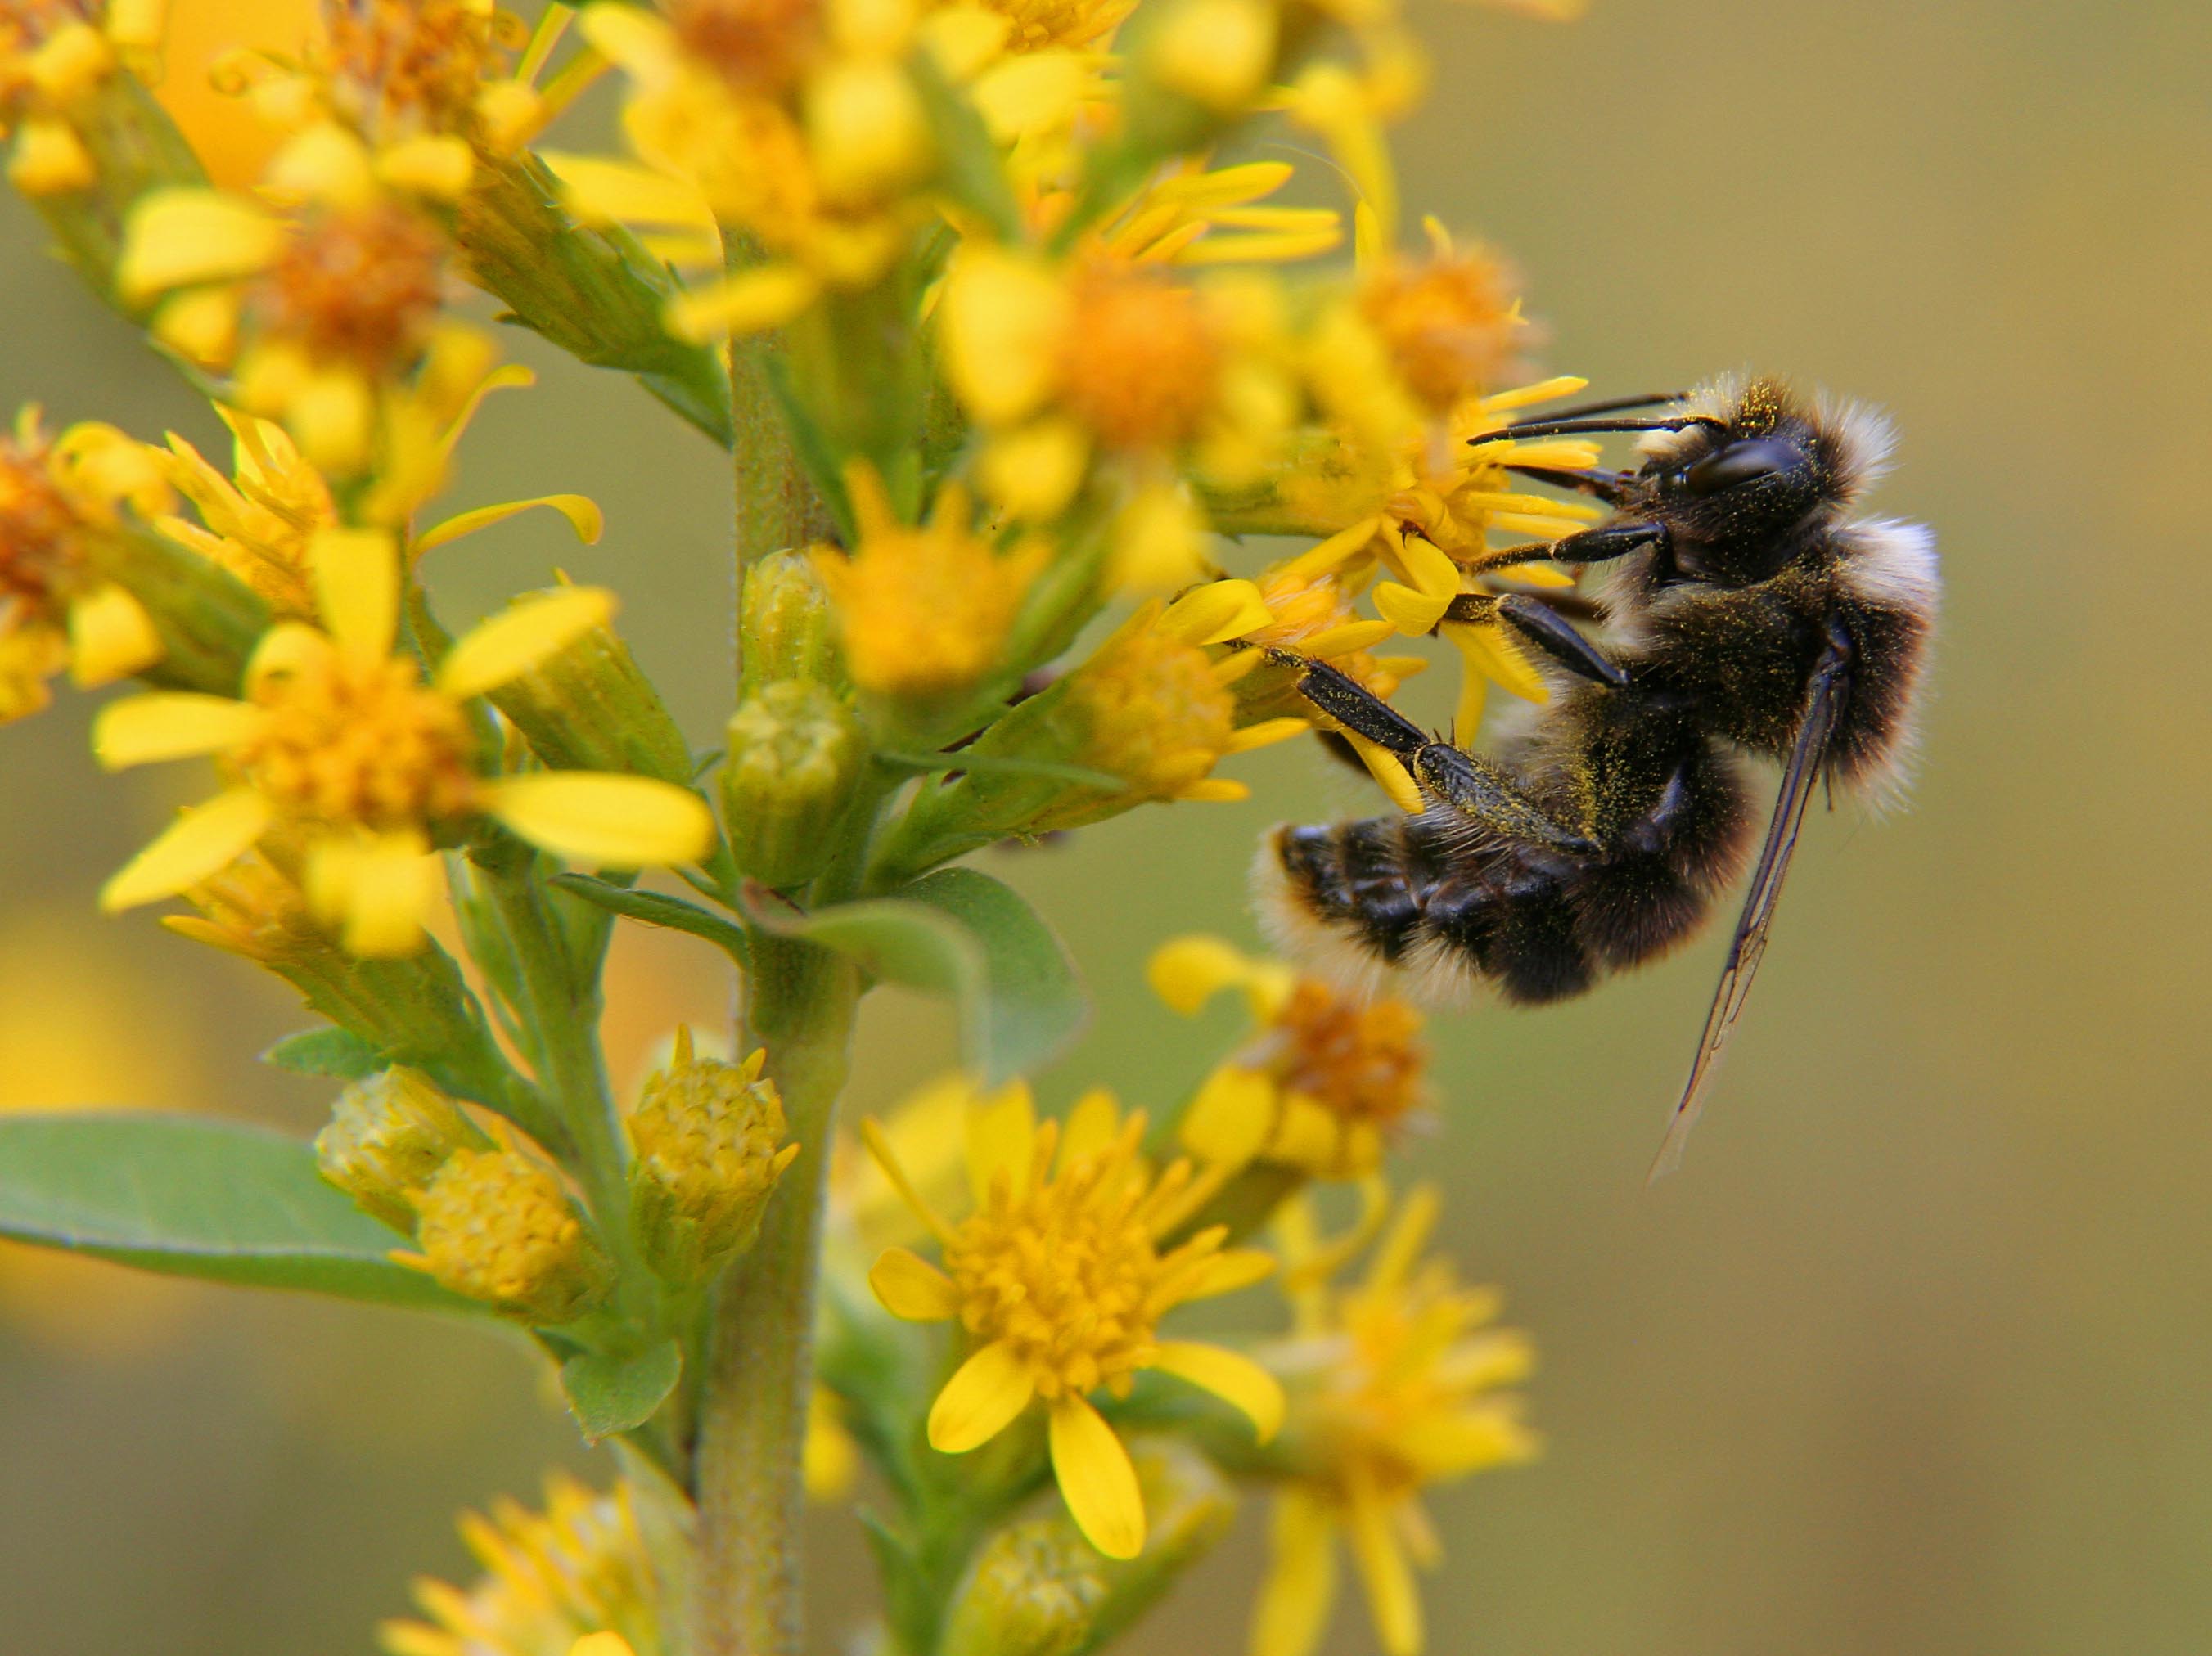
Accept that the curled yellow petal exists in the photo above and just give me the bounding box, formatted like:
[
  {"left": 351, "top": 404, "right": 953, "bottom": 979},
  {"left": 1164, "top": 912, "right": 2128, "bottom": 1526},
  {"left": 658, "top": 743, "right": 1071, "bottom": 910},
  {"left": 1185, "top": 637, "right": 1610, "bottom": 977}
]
[
  {"left": 413, "top": 494, "right": 606, "bottom": 558},
  {"left": 1178, "top": 1064, "right": 1276, "bottom": 1167},
  {"left": 1158, "top": 578, "right": 1271, "bottom": 646},
  {"left": 1047, "top": 1393, "right": 1145, "bottom": 1560},
  {"left": 1151, "top": 1340, "right": 1284, "bottom": 1442},
  {"left": 92, "top": 692, "right": 263, "bottom": 768},
  {"left": 484, "top": 773, "right": 713, "bottom": 867},
  {"left": 1147, "top": 934, "right": 1255, "bottom": 1015},
  {"left": 868, "top": 1247, "right": 961, "bottom": 1321},
  {"left": 436, "top": 587, "right": 618, "bottom": 700},
  {"left": 101, "top": 789, "right": 271, "bottom": 911},
  {"left": 1345, "top": 734, "right": 1424, "bottom": 816},
  {"left": 929, "top": 1340, "right": 1036, "bottom": 1453}
]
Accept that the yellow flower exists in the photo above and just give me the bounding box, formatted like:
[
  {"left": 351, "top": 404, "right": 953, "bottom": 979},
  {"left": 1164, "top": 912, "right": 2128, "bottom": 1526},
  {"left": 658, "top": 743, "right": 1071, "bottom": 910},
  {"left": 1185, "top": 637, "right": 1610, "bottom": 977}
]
[
  {"left": 92, "top": 529, "right": 712, "bottom": 955},
  {"left": 813, "top": 464, "right": 1047, "bottom": 701},
  {"left": 1035, "top": 583, "right": 1307, "bottom": 823},
  {"left": 0, "top": 407, "right": 166, "bottom": 722},
  {"left": 1152, "top": 936, "right": 1428, "bottom": 1180},
  {"left": 863, "top": 1079, "right": 1284, "bottom": 1559},
  {"left": 1358, "top": 228, "right": 1525, "bottom": 417},
  {"left": 1252, "top": 1186, "right": 1537, "bottom": 1656},
  {"left": 380, "top": 1474, "right": 665, "bottom": 1656},
  {"left": 627, "top": 1029, "right": 802, "bottom": 1284}
]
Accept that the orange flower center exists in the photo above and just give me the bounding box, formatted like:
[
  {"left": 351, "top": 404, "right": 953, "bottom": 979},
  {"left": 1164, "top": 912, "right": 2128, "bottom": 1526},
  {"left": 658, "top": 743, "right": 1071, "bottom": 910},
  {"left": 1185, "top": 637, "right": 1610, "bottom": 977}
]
[
  {"left": 1360, "top": 250, "right": 1520, "bottom": 415},
  {"left": 0, "top": 436, "right": 86, "bottom": 619},
  {"left": 669, "top": 0, "right": 822, "bottom": 95},
  {"left": 944, "top": 1154, "right": 1169, "bottom": 1398},
  {"left": 325, "top": 0, "right": 500, "bottom": 135},
  {"left": 258, "top": 203, "right": 445, "bottom": 371},
  {"left": 241, "top": 650, "right": 478, "bottom": 830},
  {"left": 1265, "top": 981, "right": 1426, "bottom": 1129},
  {"left": 1058, "top": 267, "right": 1223, "bottom": 451}
]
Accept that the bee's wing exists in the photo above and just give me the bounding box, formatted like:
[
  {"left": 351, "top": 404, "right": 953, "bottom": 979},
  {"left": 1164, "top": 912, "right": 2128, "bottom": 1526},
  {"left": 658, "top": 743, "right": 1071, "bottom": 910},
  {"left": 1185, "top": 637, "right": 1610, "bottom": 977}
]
[{"left": 1648, "top": 621, "right": 1855, "bottom": 1181}]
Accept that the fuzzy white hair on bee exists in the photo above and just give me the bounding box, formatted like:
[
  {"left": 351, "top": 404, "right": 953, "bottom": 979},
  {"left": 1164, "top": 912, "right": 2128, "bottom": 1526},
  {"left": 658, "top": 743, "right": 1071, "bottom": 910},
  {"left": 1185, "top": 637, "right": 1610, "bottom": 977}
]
[{"left": 1252, "top": 374, "right": 1940, "bottom": 1173}]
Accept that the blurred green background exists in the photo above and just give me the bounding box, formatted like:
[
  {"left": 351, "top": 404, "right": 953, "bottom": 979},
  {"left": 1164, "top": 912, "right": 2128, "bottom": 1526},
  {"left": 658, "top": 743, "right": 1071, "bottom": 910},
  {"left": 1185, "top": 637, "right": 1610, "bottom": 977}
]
[{"left": 4, "top": 0, "right": 2209, "bottom": 1650}]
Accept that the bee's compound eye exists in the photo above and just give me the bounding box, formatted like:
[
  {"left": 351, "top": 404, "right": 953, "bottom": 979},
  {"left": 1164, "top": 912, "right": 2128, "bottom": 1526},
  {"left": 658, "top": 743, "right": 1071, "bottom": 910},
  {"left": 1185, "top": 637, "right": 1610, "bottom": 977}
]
[{"left": 1683, "top": 438, "right": 1803, "bottom": 495}]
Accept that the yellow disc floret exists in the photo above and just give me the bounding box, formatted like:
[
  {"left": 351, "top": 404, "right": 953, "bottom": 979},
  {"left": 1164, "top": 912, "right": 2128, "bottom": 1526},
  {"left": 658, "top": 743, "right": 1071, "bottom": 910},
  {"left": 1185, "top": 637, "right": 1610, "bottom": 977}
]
[
  {"left": 1058, "top": 265, "right": 1223, "bottom": 452},
  {"left": 240, "top": 648, "right": 479, "bottom": 830},
  {"left": 257, "top": 201, "right": 447, "bottom": 374},
  {"left": 410, "top": 1148, "right": 612, "bottom": 1324},
  {"left": 1358, "top": 242, "right": 1522, "bottom": 416}
]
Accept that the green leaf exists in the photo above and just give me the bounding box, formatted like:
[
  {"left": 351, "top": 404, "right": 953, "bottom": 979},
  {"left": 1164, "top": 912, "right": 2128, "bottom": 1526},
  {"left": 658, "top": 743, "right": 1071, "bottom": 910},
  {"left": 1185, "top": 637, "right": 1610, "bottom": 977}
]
[
  {"left": 261, "top": 1026, "right": 388, "bottom": 1082},
  {"left": 0, "top": 1114, "right": 484, "bottom": 1314},
  {"left": 561, "top": 1339, "right": 684, "bottom": 1442},
  {"left": 875, "top": 750, "right": 1127, "bottom": 791},
  {"left": 781, "top": 869, "right": 1086, "bottom": 1084},
  {"left": 551, "top": 872, "right": 751, "bottom": 969}
]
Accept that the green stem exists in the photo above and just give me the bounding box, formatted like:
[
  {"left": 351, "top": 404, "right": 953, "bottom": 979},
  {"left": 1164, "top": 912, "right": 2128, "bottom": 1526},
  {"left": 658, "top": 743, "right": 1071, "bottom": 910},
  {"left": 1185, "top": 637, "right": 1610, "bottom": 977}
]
[
  {"left": 726, "top": 236, "right": 827, "bottom": 676},
  {"left": 692, "top": 934, "right": 860, "bottom": 1656}
]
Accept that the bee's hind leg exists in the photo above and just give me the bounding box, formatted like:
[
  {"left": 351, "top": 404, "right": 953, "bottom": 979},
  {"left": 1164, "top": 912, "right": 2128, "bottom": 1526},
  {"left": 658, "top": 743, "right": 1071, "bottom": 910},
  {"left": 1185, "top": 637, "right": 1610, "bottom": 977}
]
[{"left": 1265, "top": 649, "right": 1598, "bottom": 854}]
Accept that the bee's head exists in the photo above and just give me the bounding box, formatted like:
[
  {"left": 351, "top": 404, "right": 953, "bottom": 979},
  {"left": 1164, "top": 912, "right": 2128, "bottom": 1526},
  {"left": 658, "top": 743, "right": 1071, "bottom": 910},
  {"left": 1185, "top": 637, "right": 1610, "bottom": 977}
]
[{"left": 1633, "top": 376, "right": 1855, "bottom": 584}]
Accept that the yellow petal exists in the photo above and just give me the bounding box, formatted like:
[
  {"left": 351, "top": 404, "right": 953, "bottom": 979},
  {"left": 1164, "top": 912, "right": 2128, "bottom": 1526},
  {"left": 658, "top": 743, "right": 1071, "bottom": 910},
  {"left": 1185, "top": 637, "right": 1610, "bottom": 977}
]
[
  {"left": 971, "top": 51, "right": 1087, "bottom": 141},
  {"left": 1451, "top": 667, "right": 1487, "bottom": 748},
  {"left": 413, "top": 494, "right": 606, "bottom": 558},
  {"left": 666, "top": 265, "right": 823, "bottom": 342},
  {"left": 1226, "top": 716, "right": 1309, "bottom": 754},
  {"left": 942, "top": 248, "right": 1069, "bottom": 425},
  {"left": 977, "top": 420, "right": 1090, "bottom": 521},
  {"left": 1147, "top": 934, "right": 1254, "bottom": 1014},
  {"left": 571, "top": 1636, "right": 637, "bottom": 1656},
  {"left": 308, "top": 527, "right": 401, "bottom": 660},
  {"left": 1178, "top": 1064, "right": 1276, "bottom": 1168},
  {"left": 1108, "top": 483, "right": 1209, "bottom": 592},
  {"left": 1372, "top": 580, "right": 1452, "bottom": 636},
  {"left": 577, "top": 2, "right": 680, "bottom": 81},
  {"left": 1151, "top": 1340, "right": 1283, "bottom": 1442},
  {"left": 929, "top": 1340, "right": 1035, "bottom": 1453},
  {"left": 1300, "top": 619, "right": 1395, "bottom": 658},
  {"left": 436, "top": 586, "right": 617, "bottom": 700},
  {"left": 1175, "top": 777, "right": 1249, "bottom": 803},
  {"left": 1476, "top": 375, "right": 1587, "bottom": 415},
  {"left": 484, "top": 773, "right": 713, "bottom": 867},
  {"left": 1159, "top": 578, "right": 1270, "bottom": 646},
  {"left": 542, "top": 152, "right": 715, "bottom": 229},
  {"left": 859, "top": 1116, "right": 957, "bottom": 1244},
  {"left": 1048, "top": 1394, "right": 1145, "bottom": 1560},
  {"left": 965, "top": 1080, "right": 1036, "bottom": 1206},
  {"left": 308, "top": 830, "right": 437, "bottom": 956},
  {"left": 1367, "top": 1181, "right": 1439, "bottom": 1294},
  {"left": 1145, "top": 0, "right": 1277, "bottom": 112},
  {"left": 245, "top": 621, "right": 337, "bottom": 696},
  {"left": 1056, "top": 1087, "right": 1120, "bottom": 1171},
  {"left": 1345, "top": 734, "right": 1423, "bottom": 815},
  {"left": 868, "top": 1246, "right": 960, "bottom": 1321},
  {"left": 92, "top": 692, "right": 263, "bottom": 768},
  {"left": 1177, "top": 1246, "right": 1278, "bottom": 1300},
  {"left": 1252, "top": 1491, "right": 1340, "bottom": 1656},
  {"left": 7, "top": 118, "right": 97, "bottom": 196},
  {"left": 375, "top": 135, "right": 475, "bottom": 200},
  {"left": 118, "top": 189, "right": 285, "bottom": 300},
  {"left": 1344, "top": 1478, "right": 1422, "bottom": 1656},
  {"left": 100, "top": 789, "right": 271, "bottom": 911},
  {"left": 66, "top": 583, "right": 164, "bottom": 686},
  {"left": 1442, "top": 619, "right": 1548, "bottom": 705}
]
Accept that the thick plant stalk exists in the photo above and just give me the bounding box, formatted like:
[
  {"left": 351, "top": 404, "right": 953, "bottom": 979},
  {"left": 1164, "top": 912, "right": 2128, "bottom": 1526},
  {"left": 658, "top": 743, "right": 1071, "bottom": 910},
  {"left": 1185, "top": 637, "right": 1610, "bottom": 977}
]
[{"left": 692, "top": 934, "right": 859, "bottom": 1656}]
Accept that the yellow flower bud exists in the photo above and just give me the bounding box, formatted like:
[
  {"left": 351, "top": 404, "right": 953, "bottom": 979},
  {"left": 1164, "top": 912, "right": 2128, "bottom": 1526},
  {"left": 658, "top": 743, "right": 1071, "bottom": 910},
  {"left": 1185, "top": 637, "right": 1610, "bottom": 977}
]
[
  {"left": 411, "top": 1150, "right": 613, "bottom": 1323},
  {"left": 314, "top": 1066, "right": 486, "bottom": 1231},
  {"left": 721, "top": 679, "right": 866, "bottom": 889},
  {"left": 940, "top": 1439, "right": 1236, "bottom": 1656},
  {"left": 741, "top": 549, "right": 846, "bottom": 698},
  {"left": 628, "top": 1032, "right": 800, "bottom": 1285},
  {"left": 1142, "top": 0, "right": 1277, "bottom": 113}
]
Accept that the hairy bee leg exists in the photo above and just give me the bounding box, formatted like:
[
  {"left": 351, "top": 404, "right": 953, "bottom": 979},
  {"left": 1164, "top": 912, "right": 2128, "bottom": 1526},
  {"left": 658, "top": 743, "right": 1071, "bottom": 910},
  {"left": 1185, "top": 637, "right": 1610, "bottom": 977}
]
[
  {"left": 1544, "top": 521, "right": 1670, "bottom": 564},
  {"left": 1267, "top": 650, "right": 1597, "bottom": 853},
  {"left": 1484, "top": 594, "right": 1629, "bottom": 687}
]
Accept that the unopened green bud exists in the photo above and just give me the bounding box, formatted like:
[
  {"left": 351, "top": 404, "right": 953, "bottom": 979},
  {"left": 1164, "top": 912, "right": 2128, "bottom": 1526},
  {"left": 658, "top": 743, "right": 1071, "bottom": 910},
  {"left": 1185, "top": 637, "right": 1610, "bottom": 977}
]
[
  {"left": 489, "top": 601, "right": 693, "bottom": 785},
  {"left": 629, "top": 1030, "right": 800, "bottom": 1285},
  {"left": 941, "top": 1439, "right": 1237, "bottom": 1656},
  {"left": 410, "top": 1149, "right": 613, "bottom": 1324},
  {"left": 741, "top": 551, "right": 845, "bottom": 697},
  {"left": 314, "top": 1067, "right": 489, "bottom": 1232},
  {"left": 721, "top": 678, "right": 865, "bottom": 888}
]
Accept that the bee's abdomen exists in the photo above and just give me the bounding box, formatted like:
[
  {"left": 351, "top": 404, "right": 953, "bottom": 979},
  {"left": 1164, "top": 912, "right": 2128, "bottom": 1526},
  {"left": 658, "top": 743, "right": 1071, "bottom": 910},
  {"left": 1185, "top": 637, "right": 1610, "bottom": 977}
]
[{"left": 1259, "top": 749, "right": 1750, "bottom": 1007}]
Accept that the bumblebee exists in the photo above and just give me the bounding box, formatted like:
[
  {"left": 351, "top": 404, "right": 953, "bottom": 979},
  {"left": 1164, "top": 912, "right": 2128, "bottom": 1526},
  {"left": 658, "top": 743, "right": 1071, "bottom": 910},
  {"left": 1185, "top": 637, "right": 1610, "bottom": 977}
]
[{"left": 1255, "top": 375, "right": 1939, "bottom": 1172}]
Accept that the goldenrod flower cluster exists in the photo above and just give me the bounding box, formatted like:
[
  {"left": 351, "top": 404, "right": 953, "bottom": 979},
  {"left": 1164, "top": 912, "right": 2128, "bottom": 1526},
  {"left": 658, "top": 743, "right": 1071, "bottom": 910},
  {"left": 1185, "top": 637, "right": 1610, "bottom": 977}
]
[{"left": 0, "top": 0, "right": 1591, "bottom": 1652}]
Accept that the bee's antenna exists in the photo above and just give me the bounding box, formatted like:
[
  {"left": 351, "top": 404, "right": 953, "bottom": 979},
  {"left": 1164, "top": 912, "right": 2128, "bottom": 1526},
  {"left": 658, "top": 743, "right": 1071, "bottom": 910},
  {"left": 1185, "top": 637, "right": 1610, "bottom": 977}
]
[
  {"left": 1468, "top": 415, "right": 1728, "bottom": 446},
  {"left": 1531, "top": 391, "right": 1688, "bottom": 422}
]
